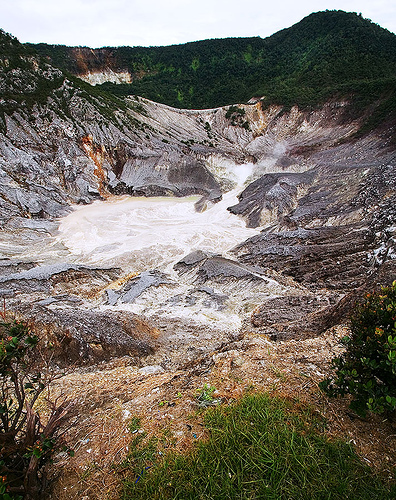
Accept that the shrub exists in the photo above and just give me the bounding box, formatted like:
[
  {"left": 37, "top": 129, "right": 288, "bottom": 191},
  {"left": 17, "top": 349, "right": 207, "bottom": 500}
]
[
  {"left": 0, "top": 320, "right": 72, "bottom": 499},
  {"left": 225, "top": 104, "right": 244, "bottom": 119},
  {"left": 320, "top": 281, "right": 396, "bottom": 416},
  {"left": 195, "top": 383, "right": 218, "bottom": 408}
]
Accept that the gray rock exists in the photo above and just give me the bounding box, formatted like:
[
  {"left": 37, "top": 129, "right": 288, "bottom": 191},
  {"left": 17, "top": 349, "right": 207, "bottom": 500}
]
[
  {"left": 138, "top": 365, "right": 165, "bottom": 375},
  {"left": 251, "top": 295, "right": 330, "bottom": 327},
  {"left": 105, "top": 270, "right": 170, "bottom": 305},
  {"left": 233, "top": 224, "right": 376, "bottom": 290},
  {"left": 1, "top": 44, "right": 396, "bottom": 357},
  {"left": 0, "top": 263, "right": 78, "bottom": 282},
  {"left": 13, "top": 303, "right": 157, "bottom": 365}
]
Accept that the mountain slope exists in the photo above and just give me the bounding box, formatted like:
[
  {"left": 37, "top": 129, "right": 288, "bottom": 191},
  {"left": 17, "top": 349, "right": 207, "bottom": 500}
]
[
  {"left": 29, "top": 10, "right": 396, "bottom": 111},
  {"left": 0, "top": 29, "right": 233, "bottom": 226}
]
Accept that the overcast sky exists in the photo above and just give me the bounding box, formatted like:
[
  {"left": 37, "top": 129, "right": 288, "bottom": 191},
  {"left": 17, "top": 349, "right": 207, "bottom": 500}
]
[{"left": 1, "top": 0, "right": 395, "bottom": 48}]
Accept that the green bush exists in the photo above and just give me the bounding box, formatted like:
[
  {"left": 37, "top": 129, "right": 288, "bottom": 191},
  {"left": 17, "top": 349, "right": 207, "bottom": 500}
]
[
  {"left": 225, "top": 105, "right": 245, "bottom": 120},
  {"left": 320, "top": 281, "right": 396, "bottom": 416},
  {"left": 0, "top": 320, "right": 72, "bottom": 499}
]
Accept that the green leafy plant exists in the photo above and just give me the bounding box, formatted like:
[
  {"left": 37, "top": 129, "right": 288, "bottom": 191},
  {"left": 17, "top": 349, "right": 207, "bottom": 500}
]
[
  {"left": 128, "top": 416, "right": 141, "bottom": 433},
  {"left": 0, "top": 476, "right": 23, "bottom": 500},
  {"left": 320, "top": 281, "right": 396, "bottom": 416},
  {"left": 0, "top": 320, "right": 73, "bottom": 499},
  {"left": 195, "top": 384, "right": 219, "bottom": 408}
]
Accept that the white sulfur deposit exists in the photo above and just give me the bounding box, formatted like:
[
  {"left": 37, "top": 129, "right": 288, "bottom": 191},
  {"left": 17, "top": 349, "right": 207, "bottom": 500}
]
[{"left": 57, "top": 188, "right": 260, "bottom": 273}]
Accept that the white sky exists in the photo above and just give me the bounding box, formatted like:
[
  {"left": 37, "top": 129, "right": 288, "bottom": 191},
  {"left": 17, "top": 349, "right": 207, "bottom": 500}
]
[{"left": 1, "top": 0, "right": 395, "bottom": 48}]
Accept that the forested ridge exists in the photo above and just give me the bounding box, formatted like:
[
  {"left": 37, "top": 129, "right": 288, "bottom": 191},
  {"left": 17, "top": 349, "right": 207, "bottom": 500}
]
[{"left": 27, "top": 10, "right": 396, "bottom": 116}]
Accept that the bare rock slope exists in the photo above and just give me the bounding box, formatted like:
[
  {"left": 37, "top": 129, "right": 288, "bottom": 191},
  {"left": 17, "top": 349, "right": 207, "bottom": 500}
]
[{"left": 1, "top": 40, "right": 396, "bottom": 362}]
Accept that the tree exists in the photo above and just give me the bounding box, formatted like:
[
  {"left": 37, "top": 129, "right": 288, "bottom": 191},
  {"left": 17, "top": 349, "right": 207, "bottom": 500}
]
[{"left": 0, "top": 320, "right": 73, "bottom": 499}]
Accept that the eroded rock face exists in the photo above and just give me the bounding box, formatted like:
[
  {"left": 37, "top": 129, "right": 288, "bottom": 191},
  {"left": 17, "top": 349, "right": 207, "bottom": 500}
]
[
  {"left": 105, "top": 270, "right": 170, "bottom": 306},
  {"left": 233, "top": 225, "right": 375, "bottom": 290},
  {"left": 0, "top": 97, "right": 225, "bottom": 224},
  {"left": 228, "top": 171, "right": 315, "bottom": 227},
  {"left": 58, "top": 47, "right": 132, "bottom": 85},
  {"left": 15, "top": 304, "right": 158, "bottom": 365},
  {"left": 251, "top": 295, "right": 331, "bottom": 328},
  {"left": 0, "top": 261, "right": 158, "bottom": 364},
  {"left": 0, "top": 45, "right": 232, "bottom": 224},
  {"left": 230, "top": 139, "right": 396, "bottom": 318}
]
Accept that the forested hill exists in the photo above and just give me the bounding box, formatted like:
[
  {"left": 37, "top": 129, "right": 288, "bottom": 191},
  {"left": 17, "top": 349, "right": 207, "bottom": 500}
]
[{"left": 28, "top": 10, "right": 396, "bottom": 111}]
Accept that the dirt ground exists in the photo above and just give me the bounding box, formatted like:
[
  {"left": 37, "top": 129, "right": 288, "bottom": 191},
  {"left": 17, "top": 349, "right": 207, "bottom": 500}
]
[{"left": 47, "top": 325, "right": 396, "bottom": 499}]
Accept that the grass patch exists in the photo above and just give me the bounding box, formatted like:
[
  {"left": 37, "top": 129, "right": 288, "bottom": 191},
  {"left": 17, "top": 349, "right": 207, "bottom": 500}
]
[{"left": 120, "top": 393, "right": 394, "bottom": 499}]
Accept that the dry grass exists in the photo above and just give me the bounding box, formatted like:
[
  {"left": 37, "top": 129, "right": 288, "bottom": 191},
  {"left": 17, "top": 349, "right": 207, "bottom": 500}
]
[{"left": 46, "top": 325, "right": 396, "bottom": 499}]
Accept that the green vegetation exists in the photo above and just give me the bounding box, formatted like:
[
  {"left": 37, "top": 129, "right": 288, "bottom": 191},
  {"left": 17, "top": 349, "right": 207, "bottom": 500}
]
[
  {"left": 195, "top": 383, "right": 218, "bottom": 407},
  {"left": 0, "top": 30, "right": 64, "bottom": 116},
  {"left": 2, "top": 11, "right": 396, "bottom": 136},
  {"left": 0, "top": 29, "right": 151, "bottom": 136},
  {"left": 225, "top": 105, "right": 250, "bottom": 129},
  {"left": 29, "top": 10, "right": 396, "bottom": 120},
  {"left": 3, "top": 11, "right": 396, "bottom": 135},
  {"left": 320, "top": 282, "right": 396, "bottom": 417},
  {"left": 0, "top": 320, "right": 72, "bottom": 499},
  {"left": 119, "top": 393, "right": 394, "bottom": 499},
  {"left": 128, "top": 416, "right": 142, "bottom": 433}
]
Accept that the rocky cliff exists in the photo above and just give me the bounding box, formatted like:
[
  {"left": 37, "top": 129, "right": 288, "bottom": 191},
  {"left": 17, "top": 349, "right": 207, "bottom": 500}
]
[{"left": 0, "top": 36, "right": 226, "bottom": 225}]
